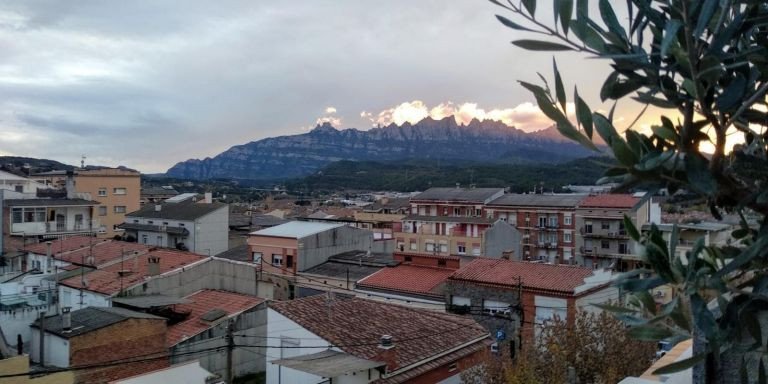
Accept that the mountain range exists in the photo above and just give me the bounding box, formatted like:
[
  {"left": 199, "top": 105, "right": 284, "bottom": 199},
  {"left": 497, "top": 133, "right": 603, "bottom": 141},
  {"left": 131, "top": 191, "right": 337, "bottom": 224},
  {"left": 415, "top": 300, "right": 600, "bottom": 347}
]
[{"left": 165, "top": 117, "right": 600, "bottom": 180}]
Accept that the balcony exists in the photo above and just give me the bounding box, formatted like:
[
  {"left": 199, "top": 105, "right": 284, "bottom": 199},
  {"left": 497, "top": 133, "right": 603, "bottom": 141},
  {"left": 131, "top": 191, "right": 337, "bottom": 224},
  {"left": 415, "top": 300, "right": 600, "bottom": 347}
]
[
  {"left": 11, "top": 219, "right": 102, "bottom": 236},
  {"left": 580, "top": 229, "right": 629, "bottom": 239}
]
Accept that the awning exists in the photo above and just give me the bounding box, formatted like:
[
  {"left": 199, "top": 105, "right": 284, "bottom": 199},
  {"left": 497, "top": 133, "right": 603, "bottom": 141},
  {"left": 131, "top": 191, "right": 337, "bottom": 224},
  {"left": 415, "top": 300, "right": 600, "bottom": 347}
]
[{"left": 270, "top": 350, "right": 385, "bottom": 377}]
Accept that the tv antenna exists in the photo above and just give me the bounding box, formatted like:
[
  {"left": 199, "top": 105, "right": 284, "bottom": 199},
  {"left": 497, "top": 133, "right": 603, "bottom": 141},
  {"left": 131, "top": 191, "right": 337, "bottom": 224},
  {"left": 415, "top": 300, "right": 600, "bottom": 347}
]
[{"left": 80, "top": 155, "right": 87, "bottom": 169}]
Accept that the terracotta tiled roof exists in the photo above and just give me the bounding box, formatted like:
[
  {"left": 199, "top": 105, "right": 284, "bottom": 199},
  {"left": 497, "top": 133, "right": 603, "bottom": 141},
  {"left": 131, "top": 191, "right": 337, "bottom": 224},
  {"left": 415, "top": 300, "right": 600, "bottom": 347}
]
[
  {"left": 356, "top": 265, "right": 454, "bottom": 298},
  {"left": 24, "top": 236, "right": 104, "bottom": 255},
  {"left": 56, "top": 241, "right": 151, "bottom": 267},
  {"left": 270, "top": 295, "right": 489, "bottom": 376},
  {"left": 450, "top": 258, "right": 595, "bottom": 295},
  {"left": 167, "top": 290, "right": 265, "bottom": 346},
  {"left": 60, "top": 249, "right": 206, "bottom": 295},
  {"left": 579, "top": 194, "right": 640, "bottom": 209}
]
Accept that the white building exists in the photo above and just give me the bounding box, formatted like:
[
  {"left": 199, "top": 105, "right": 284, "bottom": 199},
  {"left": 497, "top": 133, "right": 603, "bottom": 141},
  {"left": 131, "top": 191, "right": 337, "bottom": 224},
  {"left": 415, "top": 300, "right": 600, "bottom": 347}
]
[{"left": 120, "top": 193, "right": 229, "bottom": 256}]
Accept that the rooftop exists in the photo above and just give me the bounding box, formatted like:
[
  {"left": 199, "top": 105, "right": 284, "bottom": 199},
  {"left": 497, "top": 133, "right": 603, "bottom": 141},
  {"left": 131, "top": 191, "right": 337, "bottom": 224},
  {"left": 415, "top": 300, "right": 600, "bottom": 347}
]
[
  {"left": 250, "top": 214, "right": 290, "bottom": 228},
  {"left": 214, "top": 244, "right": 251, "bottom": 262},
  {"left": 356, "top": 264, "right": 454, "bottom": 299},
  {"left": 411, "top": 187, "right": 504, "bottom": 203},
  {"left": 59, "top": 249, "right": 207, "bottom": 295},
  {"left": 489, "top": 193, "right": 587, "bottom": 207},
  {"left": 54, "top": 240, "right": 152, "bottom": 267},
  {"left": 117, "top": 222, "right": 190, "bottom": 236},
  {"left": 24, "top": 236, "right": 104, "bottom": 255},
  {"left": 363, "top": 197, "right": 411, "bottom": 213},
  {"left": 167, "top": 289, "right": 265, "bottom": 345},
  {"left": 140, "top": 186, "right": 179, "bottom": 196},
  {"left": 269, "top": 295, "right": 488, "bottom": 375},
  {"left": 450, "top": 258, "right": 597, "bottom": 295},
  {"left": 125, "top": 199, "right": 226, "bottom": 221},
  {"left": 579, "top": 194, "right": 641, "bottom": 209},
  {"left": 250, "top": 221, "right": 344, "bottom": 239},
  {"left": 31, "top": 306, "right": 164, "bottom": 338}
]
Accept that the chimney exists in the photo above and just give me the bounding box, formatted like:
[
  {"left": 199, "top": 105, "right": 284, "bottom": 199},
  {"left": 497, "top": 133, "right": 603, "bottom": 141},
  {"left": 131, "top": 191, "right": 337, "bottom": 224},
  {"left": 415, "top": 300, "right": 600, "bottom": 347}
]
[
  {"left": 376, "top": 335, "right": 398, "bottom": 372},
  {"left": 154, "top": 204, "right": 162, "bottom": 212},
  {"left": 204, "top": 192, "right": 212, "bottom": 204},
  {"left": 147, "top": 256, "right": 161, "bottom": 277},
  {"left": 61, "top": 307, "right": 72, "bottom": 333},
  {"left": 65, "top": 171, "right": 75, "bottom": 199},
  {"left": 45, "top": 241, "right": 52, "bottom": 273},
  {"left": 379, "top": 335, "right": 394, "bottom": 350}
]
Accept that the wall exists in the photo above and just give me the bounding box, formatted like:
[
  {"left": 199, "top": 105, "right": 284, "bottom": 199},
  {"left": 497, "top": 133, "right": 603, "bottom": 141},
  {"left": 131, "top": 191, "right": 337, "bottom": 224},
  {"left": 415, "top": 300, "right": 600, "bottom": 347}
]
[
  {"left": 299, "top": 226, "right": 373, "bottom": 272},
  {"left": 126, "top": 216, "right": 193, "bottom": 250},
  {"left": 75, "top": 169, "right": 140, "bottom": 238},
  {"left": 575, "top": 286, "right": 620, "bottom": 314},
  {"left": 486, "top": 205, "right": 578, "bottom": 264},
  {"left": 354, "top": 289, "right": 446, "bottom": 311},
  {"left": 247, "top": 236, "right": 298, "bottom": 275},
  {"left": 58, "top": 285, "right": 110, "bottom": 311},
  {"left": 483, "top": 221, "right": 521, "bottom": 259},
  {"left": 0, "top": 355, "right": 75, "bottom": 384},
  {"left": 172, "top": 303, "right": 267, "bottom": 378},
  {"left": 265, "top": 308, "right": 382, "bottom": 384},
  {"left": 29, "top": 331, "right": 70, "bottom": 368},
  {"left": 192, "top": 206, "right": 229, "bottom": 256}
]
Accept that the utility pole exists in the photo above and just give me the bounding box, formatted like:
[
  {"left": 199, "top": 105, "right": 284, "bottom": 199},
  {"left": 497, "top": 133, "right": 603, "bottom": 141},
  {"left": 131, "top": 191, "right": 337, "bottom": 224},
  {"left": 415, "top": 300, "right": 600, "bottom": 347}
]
[
  {"left": 38, "top": 311, "right": 46, "bottom": 367},
  {"left": 225, "top": 320, "right": 234, "bottom": 384}
]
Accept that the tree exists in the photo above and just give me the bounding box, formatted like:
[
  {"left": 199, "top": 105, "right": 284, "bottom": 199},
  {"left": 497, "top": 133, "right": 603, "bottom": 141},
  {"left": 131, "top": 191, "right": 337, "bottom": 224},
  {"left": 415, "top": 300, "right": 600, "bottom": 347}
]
[
  {"left": 462, "top": 311, "right": 656, "bottom": 384},
  {"left": 491, "top": 0, "right": 768, "bottom": 381}
]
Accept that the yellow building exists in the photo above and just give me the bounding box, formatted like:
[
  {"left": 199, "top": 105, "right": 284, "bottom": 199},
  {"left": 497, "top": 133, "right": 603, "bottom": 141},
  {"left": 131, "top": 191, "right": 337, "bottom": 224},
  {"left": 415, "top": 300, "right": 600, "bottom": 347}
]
[
  {"left": 0, "top": 356, "right": 74, "bottom": 384},
  {"left": 74, "top": 169, "right": 140, "bottom": 238}
]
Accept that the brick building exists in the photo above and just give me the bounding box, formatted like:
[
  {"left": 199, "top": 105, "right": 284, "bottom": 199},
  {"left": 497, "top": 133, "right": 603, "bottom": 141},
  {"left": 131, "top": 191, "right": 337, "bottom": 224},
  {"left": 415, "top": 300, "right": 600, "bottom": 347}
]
[{"left": 30, "top": 306, "right": 169, "bottom": 384}]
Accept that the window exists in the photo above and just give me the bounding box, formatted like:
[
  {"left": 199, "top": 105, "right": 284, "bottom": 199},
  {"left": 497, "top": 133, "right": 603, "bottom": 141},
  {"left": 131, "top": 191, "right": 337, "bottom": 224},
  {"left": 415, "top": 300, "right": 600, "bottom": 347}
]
[
  {"left": 14, "top": 185, "right": 23, "bottom": 192},
  {"left": 156, "top": 236, "right": 163, "bottom": 245},
  {"left": 98, "top": 206, "right": 107, "bottom": 216},
  {"left": 538, "top": 217, "right": 546, "bottom": 227},
  {"left": 619, "top": 221, "right": 627, "bottom": 235},
  {"left": 601, "top": 221, "right": 610, "bottom": 230},
  {"left": 162, "top": 222, "right": 169, "bottom": 225},
  {"left": 404, "top": 256, "right": 413, "bottom": 263},
  {"left": 409, "top": 241, "right": 417, "bottom": 251},
  {"left": 549, "top": 216, "right": 558, "bottom": 227},
  {"left": 179, "top": 223, "right": 185, "bottom": 227},
  {"left": 563, "top": 232, "right": 572, "bottom": 243},
  {"left": 601, "top": 240, "right": 610, "bottom": 249},
  {"left": 113, "top": 187, "right": 127, "bottom": 195},
  {"left": 472, "top": 245, "right": 481, "bottom": 256},
  {"left": 252, "top": 252, "right": 262, "bottom": 263},
  {"left": 11, "top": 208, "right": 22, "bottom": 223},
  {"left": 457, "top": 244, "right": 466, "bottom": 255},
  {"left": 585, "top": 221, "right": 593, "bottom": 234},
  {"left": 439, "top": 243, "right": 448, "bottom": 253},
  {"left": 98, "top": 188, "right": 107, "bottom": 197},
  {"left": 483, "top": 299, "right": 511, "bottom": 316},
  {"left": 114, "top": 206, "right": 126, "bottom": 213},
  {"left": 286, "top": 255, "right": 294, "bottom": 268},
  {"left": 563, "top": 249, "right": 572, "bottom": 260},
  {"left": 619, "top": 242, "right": 629, "bottom": 254},
  {"left": 475, "top": 208, "right": 482, "bottom": 217},
  {"left": 453, "top": 208, "right": 461, "bottom": 216},
  {"left": 272, "top": 254, "right": 283, "bottom": 267},
  {"left": 564, "top": 214, "right": 572, "bottom": 225},
  {"left": 425, "top": 242, "right": 435, "bottom": 252},
  {"left": 141, "top": 235, "right": 148, "bottom": 244}
]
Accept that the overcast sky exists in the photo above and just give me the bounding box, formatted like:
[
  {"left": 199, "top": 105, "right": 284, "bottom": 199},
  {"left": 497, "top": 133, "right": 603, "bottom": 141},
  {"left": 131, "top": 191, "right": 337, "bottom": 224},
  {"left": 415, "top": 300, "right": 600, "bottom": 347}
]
[{"left": 0, "top": 0, "right": 646, "bottom": 173}]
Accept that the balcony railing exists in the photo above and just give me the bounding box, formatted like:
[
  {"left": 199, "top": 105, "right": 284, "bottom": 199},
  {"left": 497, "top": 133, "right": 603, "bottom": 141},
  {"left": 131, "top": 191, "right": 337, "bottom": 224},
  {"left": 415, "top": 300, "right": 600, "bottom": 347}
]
[{"left": 11, "top": 220, "right": 101, "bottom": 235}]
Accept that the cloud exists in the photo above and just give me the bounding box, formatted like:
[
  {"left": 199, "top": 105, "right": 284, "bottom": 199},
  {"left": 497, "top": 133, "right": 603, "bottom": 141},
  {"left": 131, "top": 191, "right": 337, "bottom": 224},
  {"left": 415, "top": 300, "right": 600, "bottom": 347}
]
[
  {"left": 314, "top": 106, "right": 341, "bottom": 127},
  {"left": 325, "top": 106, "right": 337, "bottom": 114},
  {"left": 370, "top": 100, "right": 575, "bottom": 132}
]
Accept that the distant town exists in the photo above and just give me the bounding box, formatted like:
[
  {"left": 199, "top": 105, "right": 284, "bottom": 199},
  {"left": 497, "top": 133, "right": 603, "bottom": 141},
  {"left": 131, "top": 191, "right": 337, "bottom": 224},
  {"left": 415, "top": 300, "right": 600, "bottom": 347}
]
[{"left": 0, "top": 158, "right": 745, "bottom": 384}]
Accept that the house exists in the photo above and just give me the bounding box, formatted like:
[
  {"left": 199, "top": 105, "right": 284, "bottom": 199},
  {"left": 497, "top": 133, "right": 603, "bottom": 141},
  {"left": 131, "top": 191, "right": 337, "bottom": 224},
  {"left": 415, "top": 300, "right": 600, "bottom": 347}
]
[
  {"left": 575, "top": 193, "right": 660, "bottom": 271},
  {"left": 139, "top": 186, "right": 179, "bottom": 206},
  {"left": 58, "top": 249, "right": 207, "bottom": 310},
  {"left": 353, "top": 197, "right": 411, "bottom": 240},
  {"left": 119, "top": 193, "right": 229, "bottom": 256},
  {"left": 247, "top": 221, "right": 373, "bottom": 277},
  {"left": 485, "top": 193, "right": 586, "bottom": 263},
  {"left": 295, "top": 250, "right": 397, "bottom": 297},
  {"left": 445, "top": 258, "right": 618, "bottom": 346},
  {"left": 29, "top": 306, "right": 169, "bottom": 384},
  {"left": 164, "top": 290, "right": 267, "bottom": 378},
  {"left": 396, "top": 187, "right": 522, "bottom": 259},
  {"left": 0, "top": 169, "right": 49, "bottom": 194},
  {"left": 267, "top": 295, "right": 491, "bottom": 384},
  {"left": 355, "top": 264, "right": 455, "bottom": 311}
]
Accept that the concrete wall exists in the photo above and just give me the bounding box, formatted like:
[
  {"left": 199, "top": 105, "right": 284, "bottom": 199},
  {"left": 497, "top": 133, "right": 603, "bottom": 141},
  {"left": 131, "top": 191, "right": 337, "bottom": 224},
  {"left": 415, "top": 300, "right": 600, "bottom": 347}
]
[
  {"left": 29, "top": 331, "right": 70, "bottom": 368},
  {"left": 58, "top": 285, "right": 110, "bottom": 311},
  {"left": 298, "top": 226, "right": 373, "bottom": 272},
  {"left": 193, "top": 207, "right": 229, "bottom": 256},
  {"left": 172, "top": 303, "right": 267, "bottom": 378},
  {"left": 483, "top": 220, "right": 521, "bottom": 259},
  {"left": 0, "top": 355, "right": 75, "bottom": 384}
]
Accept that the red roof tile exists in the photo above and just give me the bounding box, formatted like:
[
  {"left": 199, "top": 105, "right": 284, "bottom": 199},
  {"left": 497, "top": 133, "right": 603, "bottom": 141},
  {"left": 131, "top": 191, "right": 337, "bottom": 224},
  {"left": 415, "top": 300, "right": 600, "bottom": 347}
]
[
  {"left": 450, "top": 258, "right": 595, "bottom": 295},
  {"left": 579, "top": 194, "right": 640, "bottom": 209},
  {"left": 356, "top": 265, "right": 454, "bottom": 298},
  {"left": 270, "top": 295, "right": 488, "bottom": 376},
  {"left": 60, "top": 249, "right": 206, "bottom": 295},
  {"left": 56, "top": 241, "right": 151, "bottom": 267},
  {"left": 24, "top": 236, "right": 104, "bottom": 255},
  {"left": 167, "top": 290, "right": 264, "bottom": 346}
]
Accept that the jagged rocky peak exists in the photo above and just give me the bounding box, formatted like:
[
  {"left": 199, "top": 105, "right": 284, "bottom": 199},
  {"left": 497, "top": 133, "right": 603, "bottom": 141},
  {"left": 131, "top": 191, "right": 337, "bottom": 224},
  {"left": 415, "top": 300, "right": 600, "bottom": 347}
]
[{"left": 165, "top": 117, "right": 595, "bottom": 181}]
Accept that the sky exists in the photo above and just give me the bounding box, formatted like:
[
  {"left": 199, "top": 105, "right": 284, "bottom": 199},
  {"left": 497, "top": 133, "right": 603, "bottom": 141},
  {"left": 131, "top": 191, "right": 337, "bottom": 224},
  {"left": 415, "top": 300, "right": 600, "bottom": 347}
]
[{"left": 0, "top": 0, "right": 648, "bottom": 173}]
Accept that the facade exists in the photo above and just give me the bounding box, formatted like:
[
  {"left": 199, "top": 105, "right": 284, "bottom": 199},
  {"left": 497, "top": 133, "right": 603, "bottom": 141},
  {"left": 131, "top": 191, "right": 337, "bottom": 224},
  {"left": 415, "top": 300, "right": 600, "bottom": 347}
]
[
  {"left": 74, "top": 168, "right": 141, "bottom": 238},
  {"left": 120, "top": 193, "right": 229, "bottom": 256},
  {"left": 445, "top": 258, "right": 618, "bottom": 346},
  {"left": 575, "top": 194, "right": 660, "bottom": 270},
  {"left": 486, "top": 194, "right": 586, "bottom": 264},
  {"left": 247, "top": 221, "right": 373, "bottom": 277},
  {"left": 0, "top": 355, "right": 75, "bottom": 384},
  {"left": 266, "top": 295, "right": 490, "bottom": 384},
  {"left": 29, "top": 306, "right": 169, "bottom": 384}
]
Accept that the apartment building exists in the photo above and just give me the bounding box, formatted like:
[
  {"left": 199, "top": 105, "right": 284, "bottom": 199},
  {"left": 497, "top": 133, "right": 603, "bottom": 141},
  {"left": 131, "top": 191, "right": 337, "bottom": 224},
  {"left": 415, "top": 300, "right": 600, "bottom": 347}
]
[
  {"left": 486, "top": 194, "right": 586, "bottom": 264},
  {"left": 31, "top": 168, "right": 141, "bottom": 238},
  {"left": 575, "top": 193, "right": 660, "bottom": 271},
  {"left": 396, "top": 187, "right": 509, "bottom": 257}
]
